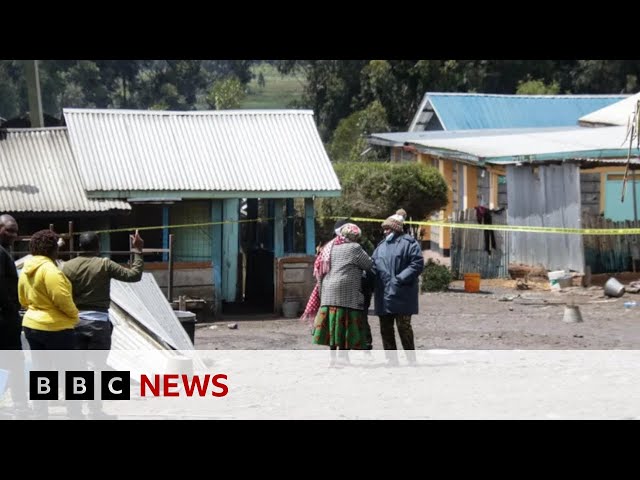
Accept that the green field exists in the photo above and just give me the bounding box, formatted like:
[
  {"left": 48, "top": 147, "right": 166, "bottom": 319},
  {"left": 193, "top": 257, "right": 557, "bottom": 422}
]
[{"left": 240, "top": 63, "right": 306, "bottom": 109}]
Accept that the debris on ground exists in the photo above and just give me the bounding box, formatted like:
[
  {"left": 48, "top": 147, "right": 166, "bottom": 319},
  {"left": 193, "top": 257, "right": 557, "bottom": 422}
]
[
  {"left": 227, "top": 323, "right": 238, "bottom": 330},
  {"left": 626, "top": 281, "right": 640, "bottom": 294}
]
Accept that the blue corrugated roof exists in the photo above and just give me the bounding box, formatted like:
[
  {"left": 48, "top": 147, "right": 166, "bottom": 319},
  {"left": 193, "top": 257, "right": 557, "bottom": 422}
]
[{"left": 422, "top": 93, "right": 628, "bottom": 131}]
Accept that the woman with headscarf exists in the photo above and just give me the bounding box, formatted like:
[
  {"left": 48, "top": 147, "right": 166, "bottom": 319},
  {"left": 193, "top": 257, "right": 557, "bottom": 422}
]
[{"left": 302, "top": 223, "right": 373, "bottom": 365}]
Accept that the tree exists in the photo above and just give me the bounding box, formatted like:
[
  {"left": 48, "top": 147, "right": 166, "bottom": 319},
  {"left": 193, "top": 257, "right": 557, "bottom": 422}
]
[
  {"left": 516, "top": 78, "right": 561, "bottom": 95},
  {"left": 0, "top": 61, "right": 21, "bottom": 119},
  {"left": 206, "top": 77, "right": 246, "bottom": 110},
  {"left": 328, "top": 100, "right": 389, "bottom": 162}
]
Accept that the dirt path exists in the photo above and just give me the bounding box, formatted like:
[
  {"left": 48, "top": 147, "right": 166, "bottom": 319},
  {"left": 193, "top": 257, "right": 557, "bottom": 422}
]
[{"left": 195, "top": 280, "right": 640, "bottom": 350}]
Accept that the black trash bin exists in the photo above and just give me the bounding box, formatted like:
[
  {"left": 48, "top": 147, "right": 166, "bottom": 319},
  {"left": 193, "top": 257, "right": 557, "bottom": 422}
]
[{"left": 174, "top": 310, "right": 197, "bottom": 345}]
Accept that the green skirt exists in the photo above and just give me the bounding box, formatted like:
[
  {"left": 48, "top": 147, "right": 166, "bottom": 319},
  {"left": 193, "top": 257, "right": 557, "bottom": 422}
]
[{"left": 312, "top": 306, "right": 367, "bottom": 349}]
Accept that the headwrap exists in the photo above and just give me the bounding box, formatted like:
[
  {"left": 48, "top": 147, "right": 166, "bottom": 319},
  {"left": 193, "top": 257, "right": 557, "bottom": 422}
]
[
  {"left": 335, "top": 222, "right": 361, "bottom": 242},
  {"left": 300, "top": 223, "right": 360, "bottom": 325}
]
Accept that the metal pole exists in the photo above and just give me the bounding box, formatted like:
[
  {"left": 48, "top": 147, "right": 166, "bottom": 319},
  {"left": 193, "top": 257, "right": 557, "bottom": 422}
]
[
  {"left": 633, "top": 167, "right": 638, "bottom": 227},
  {"left": 68, "top": 221, "right": 74, "bottom": 257},
  {"left": 168, "top": 234, "right": 175, "bottom": 302},
  {"left": 634, "top": 166, "right": 639, "bottom": 271},
  {"left": 24, "top": 60, "right": 44, "bottom": 128}
]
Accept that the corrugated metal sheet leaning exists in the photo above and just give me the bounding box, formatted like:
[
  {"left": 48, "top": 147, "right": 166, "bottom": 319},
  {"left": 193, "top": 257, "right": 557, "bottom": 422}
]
[{"left": 108, "top": 273, "right": 206, "bottom": 375}]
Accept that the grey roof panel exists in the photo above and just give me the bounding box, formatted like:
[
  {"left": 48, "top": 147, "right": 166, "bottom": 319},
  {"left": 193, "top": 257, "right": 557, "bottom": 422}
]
[
  {"left": 64, "top": 109, "right": 341, "bottom": 194},
  {"left": 0, "top": 128, "right": 130, "bottom": 212}
]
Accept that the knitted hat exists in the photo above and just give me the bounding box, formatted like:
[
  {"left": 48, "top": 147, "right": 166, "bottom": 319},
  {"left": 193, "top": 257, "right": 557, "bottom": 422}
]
[
  {"left": 381, "top": 215, "right": 404, "bottom": 233},
  {"left": 395, "top": 208, "right": 407, "bottom": 219}
]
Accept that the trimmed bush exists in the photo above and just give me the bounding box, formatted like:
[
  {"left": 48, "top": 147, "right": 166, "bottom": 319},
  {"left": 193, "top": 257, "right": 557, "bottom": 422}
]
[
  {"left": 317, "top": 161, "right": 448, "bottom": 245},
  {"left": 421, "top": 259, "right": 452, "bottom": 292}
]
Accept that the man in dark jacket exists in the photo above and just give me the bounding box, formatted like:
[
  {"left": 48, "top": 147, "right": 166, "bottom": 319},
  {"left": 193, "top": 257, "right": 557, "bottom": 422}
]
[
  {"left": 61, "top": 229, "right": 144, "bottom": 419},
  {"left": 372, "top": 214, "right": 424, "bottom": 365},
  {"left": 0, "top": 214, "right": 30, "bottom": 417}
]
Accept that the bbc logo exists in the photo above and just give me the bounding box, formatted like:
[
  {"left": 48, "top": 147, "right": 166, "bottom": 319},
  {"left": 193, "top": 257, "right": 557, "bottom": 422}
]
[{"left": 29, "top": 371, "right": 130, "bottom": 401}]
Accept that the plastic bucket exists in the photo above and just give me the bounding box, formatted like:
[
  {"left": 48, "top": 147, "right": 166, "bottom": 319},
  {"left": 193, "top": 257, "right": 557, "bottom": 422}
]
[
  {"left": 604, "top": 277, "right": 625, "bottom": 298},
  {"left": 464, "top": 273, "right": 481, "bottom": 293},
  {"left": 282, "top": 300, "right": 300, "bottom": 318},
  {"left": 174, "top": 310, "right": 197, "bottom": 344}
]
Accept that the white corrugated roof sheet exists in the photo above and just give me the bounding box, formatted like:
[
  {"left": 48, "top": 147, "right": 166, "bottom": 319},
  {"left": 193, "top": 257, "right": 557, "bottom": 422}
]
[
  {"left": 0, "top": 128, "right": 130, "bottom": 213},
  {"left": 63, "top": 109, "right": 341, "bottom": 196},
  {"left": 579, "top": 92, "right": 640, "bottom": 127},
  {"left": 404, "top": 125, "right": 639, "bottom": 164}
]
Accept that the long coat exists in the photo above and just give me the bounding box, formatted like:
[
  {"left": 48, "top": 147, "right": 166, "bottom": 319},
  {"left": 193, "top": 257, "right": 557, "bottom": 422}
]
[
  {"left": 320, "top": 242, "right": 373, "bottom": 310},
  {"left": 372, "top": 234, "right": 424, "bottom": 315}
]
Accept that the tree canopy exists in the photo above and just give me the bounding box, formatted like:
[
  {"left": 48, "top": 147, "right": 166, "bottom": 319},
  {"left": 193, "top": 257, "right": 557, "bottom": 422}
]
[{"left": 2, "top": 59, "right": 639, "bottom": 144}]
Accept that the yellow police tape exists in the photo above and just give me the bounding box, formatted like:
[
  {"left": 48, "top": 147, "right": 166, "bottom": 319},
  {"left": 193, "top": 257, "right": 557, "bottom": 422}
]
[
  {"left": 85, "top": 215, "right": 640, "bottom": 236},
  {"left": 335, "top": 217, "right": 640, "bottom": 236}
]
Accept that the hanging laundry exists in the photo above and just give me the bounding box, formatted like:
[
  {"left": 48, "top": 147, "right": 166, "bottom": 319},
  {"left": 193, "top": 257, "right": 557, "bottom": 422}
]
[{"left": 474, "top": 206, "right": 504, "bottom": 255}]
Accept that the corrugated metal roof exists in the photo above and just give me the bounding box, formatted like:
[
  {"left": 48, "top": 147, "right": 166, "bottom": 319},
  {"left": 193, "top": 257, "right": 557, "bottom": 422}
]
[
  {"left": 579, "top": 92, "right": 640, "bottom": 127},
  {"left": 63, "top": 109, "right": 341, "bottom": 196},
  {"left": 0, "top": 128, "right": 130, "bottom": 213},
  {"left": 405, "top": 125, "right": 640, "bottom": 164},
  {"left": 110, "top": 272, "right": 195, "bottom": 351},
  {"left": 409, "top": 92, "right": 629, "bottom": 132},
  {"left": 369, "top": 126, "right": 579, "bottom": 147}
]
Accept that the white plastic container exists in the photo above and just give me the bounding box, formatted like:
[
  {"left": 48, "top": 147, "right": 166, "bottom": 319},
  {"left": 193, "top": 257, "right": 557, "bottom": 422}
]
[{"left": 548, "top": 270, "right": 571, "bottom": 290}]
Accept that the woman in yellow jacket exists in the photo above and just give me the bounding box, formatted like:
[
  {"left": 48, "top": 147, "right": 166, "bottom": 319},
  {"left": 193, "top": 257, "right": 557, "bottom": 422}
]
[{"left": 19, "top": 229, "right": 78, "bottom": 350}]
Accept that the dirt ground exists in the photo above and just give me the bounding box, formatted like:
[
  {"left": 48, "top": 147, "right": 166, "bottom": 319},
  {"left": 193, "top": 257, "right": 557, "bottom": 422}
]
[{"left": 195, "top": 278, "right": 640, "bottom": 350}]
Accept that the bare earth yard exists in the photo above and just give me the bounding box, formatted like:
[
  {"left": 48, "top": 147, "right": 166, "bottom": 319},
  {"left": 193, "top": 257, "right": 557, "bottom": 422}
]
[{"left": 195, "top": 279, "right": 640, "bottom": 350}]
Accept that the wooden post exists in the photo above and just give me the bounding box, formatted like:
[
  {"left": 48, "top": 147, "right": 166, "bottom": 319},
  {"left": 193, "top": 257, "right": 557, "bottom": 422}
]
[
  {"left": 304, "top": 198, "right": 315, "bottom": 256},
  {"left": 273, "top": 199, "right": 284, "bottom": 259},
  {"left": 168, "top": 234, "right": 175, "bottom": 302},
  {"left": 285, "top": 198, "right": 295, "bottom": 253},
  {"left": 162, "top": 206, "right": 170, "bottom": 262},
  {"left": 68, "top": 221, "right": 74, "bottom": 257},
  {"left": 211, "top": 200, "right": 223, "bottom": 314},
  {"left": 222, "top": 199, "right": 239, "bottom": 302}
]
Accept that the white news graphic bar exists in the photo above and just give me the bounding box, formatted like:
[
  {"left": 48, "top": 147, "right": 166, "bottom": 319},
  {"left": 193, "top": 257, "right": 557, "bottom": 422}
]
[{"left": 1, "top": 350, "right": 639, "bottom": 420}]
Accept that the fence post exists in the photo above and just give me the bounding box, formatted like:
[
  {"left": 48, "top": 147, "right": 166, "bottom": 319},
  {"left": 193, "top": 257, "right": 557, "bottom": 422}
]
[
  {"left": 68, "top": 221, "right": 74, "bottom": 257},
  {"left": 168, "top": 234, "right": 175, "bottom": 302}
]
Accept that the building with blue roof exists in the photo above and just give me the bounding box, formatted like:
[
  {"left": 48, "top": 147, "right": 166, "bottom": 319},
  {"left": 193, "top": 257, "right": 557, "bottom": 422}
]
[
  {"left": 409, "top": 92, "right": 627, "bottom": 131},
  {"left": 370, "top": 92, "right": 631, "bottom": 269}
]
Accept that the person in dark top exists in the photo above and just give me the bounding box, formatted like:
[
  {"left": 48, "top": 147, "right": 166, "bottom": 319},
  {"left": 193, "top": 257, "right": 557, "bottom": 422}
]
[
  {"left": 61, "top": 229, "right": 144, "bottom": 419},
  {"left": 0, "top": 214, "right": 30, "bottom": 417}
]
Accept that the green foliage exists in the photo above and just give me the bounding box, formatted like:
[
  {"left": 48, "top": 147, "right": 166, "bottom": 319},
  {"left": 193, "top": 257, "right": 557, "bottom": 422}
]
[
  {"left": 328, "top": 100, "right": 389, "bottom": 162},
  {"left": 317, "top": 162, "right": 448, "bottom": 244},
  {"left": 241, "top": 63, "right": 305, "bottom": 109},
  {"left": 206, "top": 77, "right": 246, "bottom": 110},
  {"left": 420, "top": 259, "right": 452, "bottom": 292},
  {"left": 4, "top": 58, "right": 640, "bottom": 137},
  {"left": 516, "top": 78, "right": 560, "bottom": 95},
  {"left": 0, "top": 62, "right": 21, "bottom": 118}
]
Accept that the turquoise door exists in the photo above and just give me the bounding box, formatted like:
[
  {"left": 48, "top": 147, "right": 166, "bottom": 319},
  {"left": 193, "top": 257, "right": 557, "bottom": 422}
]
[{"left": 605, "top": 174, "right": 640, "bottom": 221}]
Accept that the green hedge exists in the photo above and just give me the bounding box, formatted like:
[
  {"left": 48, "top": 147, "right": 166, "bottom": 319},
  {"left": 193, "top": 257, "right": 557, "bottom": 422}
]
[
  {"left": 420, "top": 259, "right": 453, "bottom": 292},
  {"left": 317, "top": 162, "right": 448, "bottom": 245}
]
